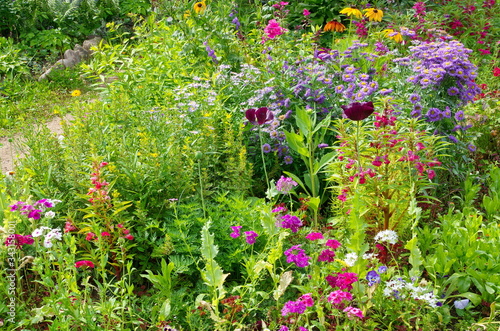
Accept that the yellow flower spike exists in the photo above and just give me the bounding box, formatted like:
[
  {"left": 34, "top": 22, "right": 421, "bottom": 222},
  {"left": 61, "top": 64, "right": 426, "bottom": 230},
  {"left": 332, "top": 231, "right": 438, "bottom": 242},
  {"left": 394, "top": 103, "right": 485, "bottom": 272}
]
[
  {"left": 193, "top": 1, "right": 206, "bottom": 14},
  {"left": 363, "top": 8, "right": 383, "bottom": 22},
  {"left": 339, "top": 7, "right": 363, "bottom": 19},
  {"left": 71, "top": 89, "right": 81, "bottom": 97},
  {"left": 324, "top": 20, "right": 346, "bottom": 32}
]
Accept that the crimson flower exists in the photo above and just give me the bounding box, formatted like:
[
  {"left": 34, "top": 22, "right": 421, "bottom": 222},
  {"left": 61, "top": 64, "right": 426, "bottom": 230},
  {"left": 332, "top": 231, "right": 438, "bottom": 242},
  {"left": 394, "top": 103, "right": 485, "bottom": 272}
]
[
  {"left": 245, "top": 107, "right": 274, "bottom": 125},
  {"left": 341, "top": 102, "right": 375, "bottom": 121},
  {"left": 75, "top": 260, "right": 95, "bottom": 268},
  {"left": 494, "top": 67, "right": 500, "bottom": 77}
]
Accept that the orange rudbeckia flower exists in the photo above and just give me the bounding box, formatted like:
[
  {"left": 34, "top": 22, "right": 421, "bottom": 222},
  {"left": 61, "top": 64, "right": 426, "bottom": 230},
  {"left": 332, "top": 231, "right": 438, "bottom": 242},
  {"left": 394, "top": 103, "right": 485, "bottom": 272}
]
[{"left": 324, "top": 20, "right": 346, "bottom": 32}]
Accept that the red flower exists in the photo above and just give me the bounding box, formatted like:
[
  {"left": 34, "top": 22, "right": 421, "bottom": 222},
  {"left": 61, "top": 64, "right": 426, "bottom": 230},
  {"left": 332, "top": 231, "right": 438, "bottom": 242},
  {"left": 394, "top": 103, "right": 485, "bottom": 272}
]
[
  {"left": 101, "top": 231, "right": 111, "bottom": 236},
  {"left": 124, "top": 234, "right": 134, "bottom": 240},
  {"left": 85, "top": 232, "right": 97, "bottom": 241},
  {"left": 75, "top": 260, "right": 95, "bottom": 268},
  {"left": 245, "top": 107, "right": 274, "bottom": 125},
  {"left": 493, "top": 67, "right": 500, "bottom": 77},
  {"left": 341, "top": 102, "right": 375, "bottom": 121}
]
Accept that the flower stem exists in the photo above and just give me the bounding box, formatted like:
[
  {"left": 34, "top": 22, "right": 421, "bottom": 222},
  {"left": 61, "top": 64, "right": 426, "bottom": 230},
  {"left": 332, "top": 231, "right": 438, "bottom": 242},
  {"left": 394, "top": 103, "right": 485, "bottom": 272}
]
[{"left": 258, "top": 127, "right": 270, "bottom": 191}]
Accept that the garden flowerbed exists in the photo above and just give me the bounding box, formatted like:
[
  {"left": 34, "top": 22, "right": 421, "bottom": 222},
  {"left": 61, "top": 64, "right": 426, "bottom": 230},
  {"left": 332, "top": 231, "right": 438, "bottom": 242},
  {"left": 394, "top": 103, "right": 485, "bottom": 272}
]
[{"left": 1, "top": 1, "right": 499, "bottom": 330}]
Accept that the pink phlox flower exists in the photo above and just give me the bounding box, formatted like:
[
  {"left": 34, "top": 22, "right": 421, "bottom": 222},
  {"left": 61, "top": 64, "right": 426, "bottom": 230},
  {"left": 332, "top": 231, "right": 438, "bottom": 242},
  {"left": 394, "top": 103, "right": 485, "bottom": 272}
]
[
  {"left": 305, "top": 232, "right": 323, "bottom": 241},
  {"left": 281, "top": 299, "right": 306, "bottom": 316},
  {"left": 284, "top": 245, "right": 310, "bottom": 267},
  {"left": 124, "top": 234, "right": 134, "bottom": 240},
  {"left": 303, "top": 9, "right": 311, "bottom": 16},
  {"left": 263, "top": 19, "right": 287, "bottom": 41},
  {"left": 75, "top": 260, "right": 95, "bottom": 268},
  {"left": 343, "top": 306, "right": 364, "bottom": 319},
  {"left": 85, "top": 232, "right": 97, "bottom": 241},
  {"left": 276, "top": 176, "right": 298, "bottom": 193},
  {"left": 101, "top": 231, "right": 111, "bottom": 237},
  {"left": 326, "top": 239, "right": 341, "bottom": 249},
  {"left": 327, "top": 290, "right": 353, "bottom": 305},
  {"left": 245, "top": 231, "right": 258, "bottom": 244},
  {"left": 279, "top": 214, "right": 303, "bottom": 233},
  {"left": 230, "top": 226, "right": 242, "bottom": 238},
  {"left": 299, "top": 293, "right": 314, "bottom": 307},
  {"left": 272, "top": 206, "right": 287, "bottom": 213},
  {"left": 318, "top": 249, "right": 336, "bottom": 262}
]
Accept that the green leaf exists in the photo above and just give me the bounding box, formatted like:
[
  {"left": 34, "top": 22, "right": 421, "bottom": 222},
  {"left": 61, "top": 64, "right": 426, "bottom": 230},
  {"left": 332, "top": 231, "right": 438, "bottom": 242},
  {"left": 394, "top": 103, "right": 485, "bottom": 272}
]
[
  {"left": 283, "top": 171, "right": 311, "bottom": 196},
  {"left": 284, "top": 130, "right": 308, "bottom": 157},
  {"left": 405, "top": 236, "right": 423, "bottom": 279},
  {"left": 295, "top": 107, "right": 312, "bottom": 136},
  {"left": 314, "top": 151, "right": 336, "bottom": 174}
]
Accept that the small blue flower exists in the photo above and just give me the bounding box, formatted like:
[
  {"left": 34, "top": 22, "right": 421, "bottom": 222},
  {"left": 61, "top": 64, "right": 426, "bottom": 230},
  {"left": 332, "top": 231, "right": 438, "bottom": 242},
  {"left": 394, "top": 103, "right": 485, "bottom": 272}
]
[
  {"left": 262, "top": 143, "right": 272, "bottom": 153},
  {"left": 454, "top": 299, "right": 469, "bottom": 310},
  {"left": 366, "top": 270, "right": 381, "bottom": 286},
  {"left": 378, "top": 265, "right": 387, "bottom": 274}
]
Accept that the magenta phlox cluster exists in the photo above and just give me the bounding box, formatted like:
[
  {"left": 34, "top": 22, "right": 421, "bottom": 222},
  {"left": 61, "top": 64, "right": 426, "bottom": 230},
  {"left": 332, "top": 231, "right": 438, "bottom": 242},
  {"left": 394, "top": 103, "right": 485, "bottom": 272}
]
[
  {"left": 326, "top": 272, "right": 359, "bottom": 290},
  {"left": 284, "top": 245, "right": 310, "bottom": 267},
  {"left": 263, "top": 19, "right": 287, "bottom": 42},
  {"left": 278, "top": 214, "right": 303, "bottom": 233},
  {"left": 276, "top": 176, "right": 298, "bottom": 193}
]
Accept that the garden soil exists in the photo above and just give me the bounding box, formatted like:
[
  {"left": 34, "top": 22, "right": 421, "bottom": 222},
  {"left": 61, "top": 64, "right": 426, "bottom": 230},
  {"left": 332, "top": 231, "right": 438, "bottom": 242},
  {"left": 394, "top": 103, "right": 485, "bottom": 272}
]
[{"left": 0, "top": 114, "right": 73, "bottom": 173}]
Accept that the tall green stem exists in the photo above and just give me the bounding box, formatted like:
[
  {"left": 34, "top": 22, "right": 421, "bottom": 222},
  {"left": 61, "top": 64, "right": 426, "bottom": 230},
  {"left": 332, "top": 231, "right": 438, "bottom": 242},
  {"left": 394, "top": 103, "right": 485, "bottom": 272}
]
[
  {"left": 197, "top": 160, "right": 206, "bottom": 219},
  {"left": 258, "top": 127, "right": 269, "bottom": 191}
]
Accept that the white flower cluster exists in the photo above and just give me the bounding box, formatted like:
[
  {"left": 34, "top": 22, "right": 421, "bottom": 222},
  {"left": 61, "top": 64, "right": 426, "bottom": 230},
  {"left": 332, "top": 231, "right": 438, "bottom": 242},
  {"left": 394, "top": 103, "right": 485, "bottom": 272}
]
[
  {"left": 374, "top": 230, "right": 399, "bottom": 245},
  {"left": 383, "top": 277, "right": 440, "bottom": 308},
  {"left": 32, "top": 227, "right": 63, "bottom": 248},
  {"left": 344, "top": 252, "right": 358, "bottom": 267}
]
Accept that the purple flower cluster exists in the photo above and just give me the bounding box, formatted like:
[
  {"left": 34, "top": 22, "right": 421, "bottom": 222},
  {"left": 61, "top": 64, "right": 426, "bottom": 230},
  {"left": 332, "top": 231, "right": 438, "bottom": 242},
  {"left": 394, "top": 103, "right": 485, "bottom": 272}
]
[
  {"left": 10, "top": 199, "right": 59, "bottom": 220},
  {"left": 275, "top": 175, "right": 298, "bottom": 193},
  {"left": 278, "top": 214, "right": 303, "bottom": 233},
  {"left": 284, "top": 245, "right": 310, "bottom": 267},
  {"left": 398, "top": 40, "right": 481, "bottom": 105},
  {"left": 281, "top": 293, "right": 314, "bottom": 316}
]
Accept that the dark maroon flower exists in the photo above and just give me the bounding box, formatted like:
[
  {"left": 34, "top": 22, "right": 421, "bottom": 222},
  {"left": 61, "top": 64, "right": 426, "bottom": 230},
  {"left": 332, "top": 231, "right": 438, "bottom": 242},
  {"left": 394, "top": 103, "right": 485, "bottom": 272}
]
[
  {"left": 341, "top": 102, "right": 375, "bottom": 121},
  {"left": 245, "top": 107, "right": 274, "bottom": 125}
]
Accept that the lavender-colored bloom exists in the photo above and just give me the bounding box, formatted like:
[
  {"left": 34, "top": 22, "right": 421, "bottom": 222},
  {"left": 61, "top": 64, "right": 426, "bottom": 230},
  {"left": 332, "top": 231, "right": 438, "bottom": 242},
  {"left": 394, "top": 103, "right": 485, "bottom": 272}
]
[
  {"left": 379, "top": 88, "right": 393, "bottom": 95},
  {"left": 276, "top": 176, "right": 298, "bottom": 193},
  {"left": 375, "top": 41, "right": 389, "bottom": 54},
  {"left": 454, "top": 299, "right": 469, "bottom": 309},
  {"left": 455, "top": 110, "right": 465, "bottom": 121},
  {"left": 335, "top": 85, "right": 345, "bottom": 93},
  {"left": 318, "top": 143, "right": 329, "bottom": 148},
  {"left": 447, "top": 86, "right": 459, "bottom": 96},
  {"left": 230, "top": 226, "right": 242, "bottom": 238},
  {"left": 443, "top": 107, "right": 451, "bottom": 118},
  {"left": 409, "top": 93, "right": 421, "bottom": 104},
  {"left": 231, "top": 17, "right": 241, "bottom": 30},
  {"left": 448, "top": 135, "right": 458, "bottom": 143},
  {"left": 344, "top": 66, "right": 357, "bottom": 74},
  {"left": 366, "top": 270, "right": 381, "bottom": 286},
  {"left": 262, "top": 143, "right": 272, "bottom": 153},
  {"left": 203, "top": 42, "right": 218, "bottom": 64},
  {"left": 426, "top": 108, "right": 442, "bottom": 122},
  {"left": 378, "top": 265, "right": 388, "bottom": 274},
  {"left": 342, "top": 74, "right": 356, "bottom": 82},
  {"left": 467, "top": 144, "right": 476, "bottom": 152},
  {"left": 283, "top": 155, "right": 293, "bottom": 165},
  {"left": 244, "top": 231, "right": 258, "bottom": 244}
]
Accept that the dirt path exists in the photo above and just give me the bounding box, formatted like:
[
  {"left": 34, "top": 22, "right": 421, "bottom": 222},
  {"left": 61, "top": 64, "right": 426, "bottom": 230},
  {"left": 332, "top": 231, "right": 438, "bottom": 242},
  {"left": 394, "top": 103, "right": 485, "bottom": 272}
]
[{"left": 0, "top": 114, "right": 73, "bottom": 173}]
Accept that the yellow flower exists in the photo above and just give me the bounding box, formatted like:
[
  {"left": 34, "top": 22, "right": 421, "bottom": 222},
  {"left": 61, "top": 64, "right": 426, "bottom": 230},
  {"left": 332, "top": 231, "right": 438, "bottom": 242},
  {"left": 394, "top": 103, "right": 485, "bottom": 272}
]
[
  {"left": 339, "top": 7, "right": 363, "bottom": 19},
  {"left": 193, "top": 1, "right": 206, "bottom": 14},
  {"left": 71, "top": 89, "right": 81, "bottom": 97},
  {"left": 363, "top": 8, "right": 383, "bottom": 22},
  {"left": 324, "top": 20, "right": 346, "bottom": 32},
  {"left": 184, "top": 10, "right": 191, "bottom": 19},
  {"left": 383, "top": 29, "right": 403, "bottom": 43}
]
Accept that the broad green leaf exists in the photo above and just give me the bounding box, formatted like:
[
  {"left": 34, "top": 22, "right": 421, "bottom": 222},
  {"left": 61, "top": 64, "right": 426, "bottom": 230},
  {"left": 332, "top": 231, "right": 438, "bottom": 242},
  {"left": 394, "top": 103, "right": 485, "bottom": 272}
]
[
  {"left": 295, "top": 107, "right": 312, "bottom": 136},
  {"left": 284, "top": 130, "right": 308, "bottom": 157}
]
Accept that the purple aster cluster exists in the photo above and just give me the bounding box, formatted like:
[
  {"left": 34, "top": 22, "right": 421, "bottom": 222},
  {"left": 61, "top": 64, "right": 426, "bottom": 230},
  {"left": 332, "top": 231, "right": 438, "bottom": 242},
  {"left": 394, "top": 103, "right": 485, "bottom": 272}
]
[
  {"left": 284, "top": 245, "right": 310, "bottom": 267},
  {"left": 400, "top": 40, "right": 480, "bottom": 104}
]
